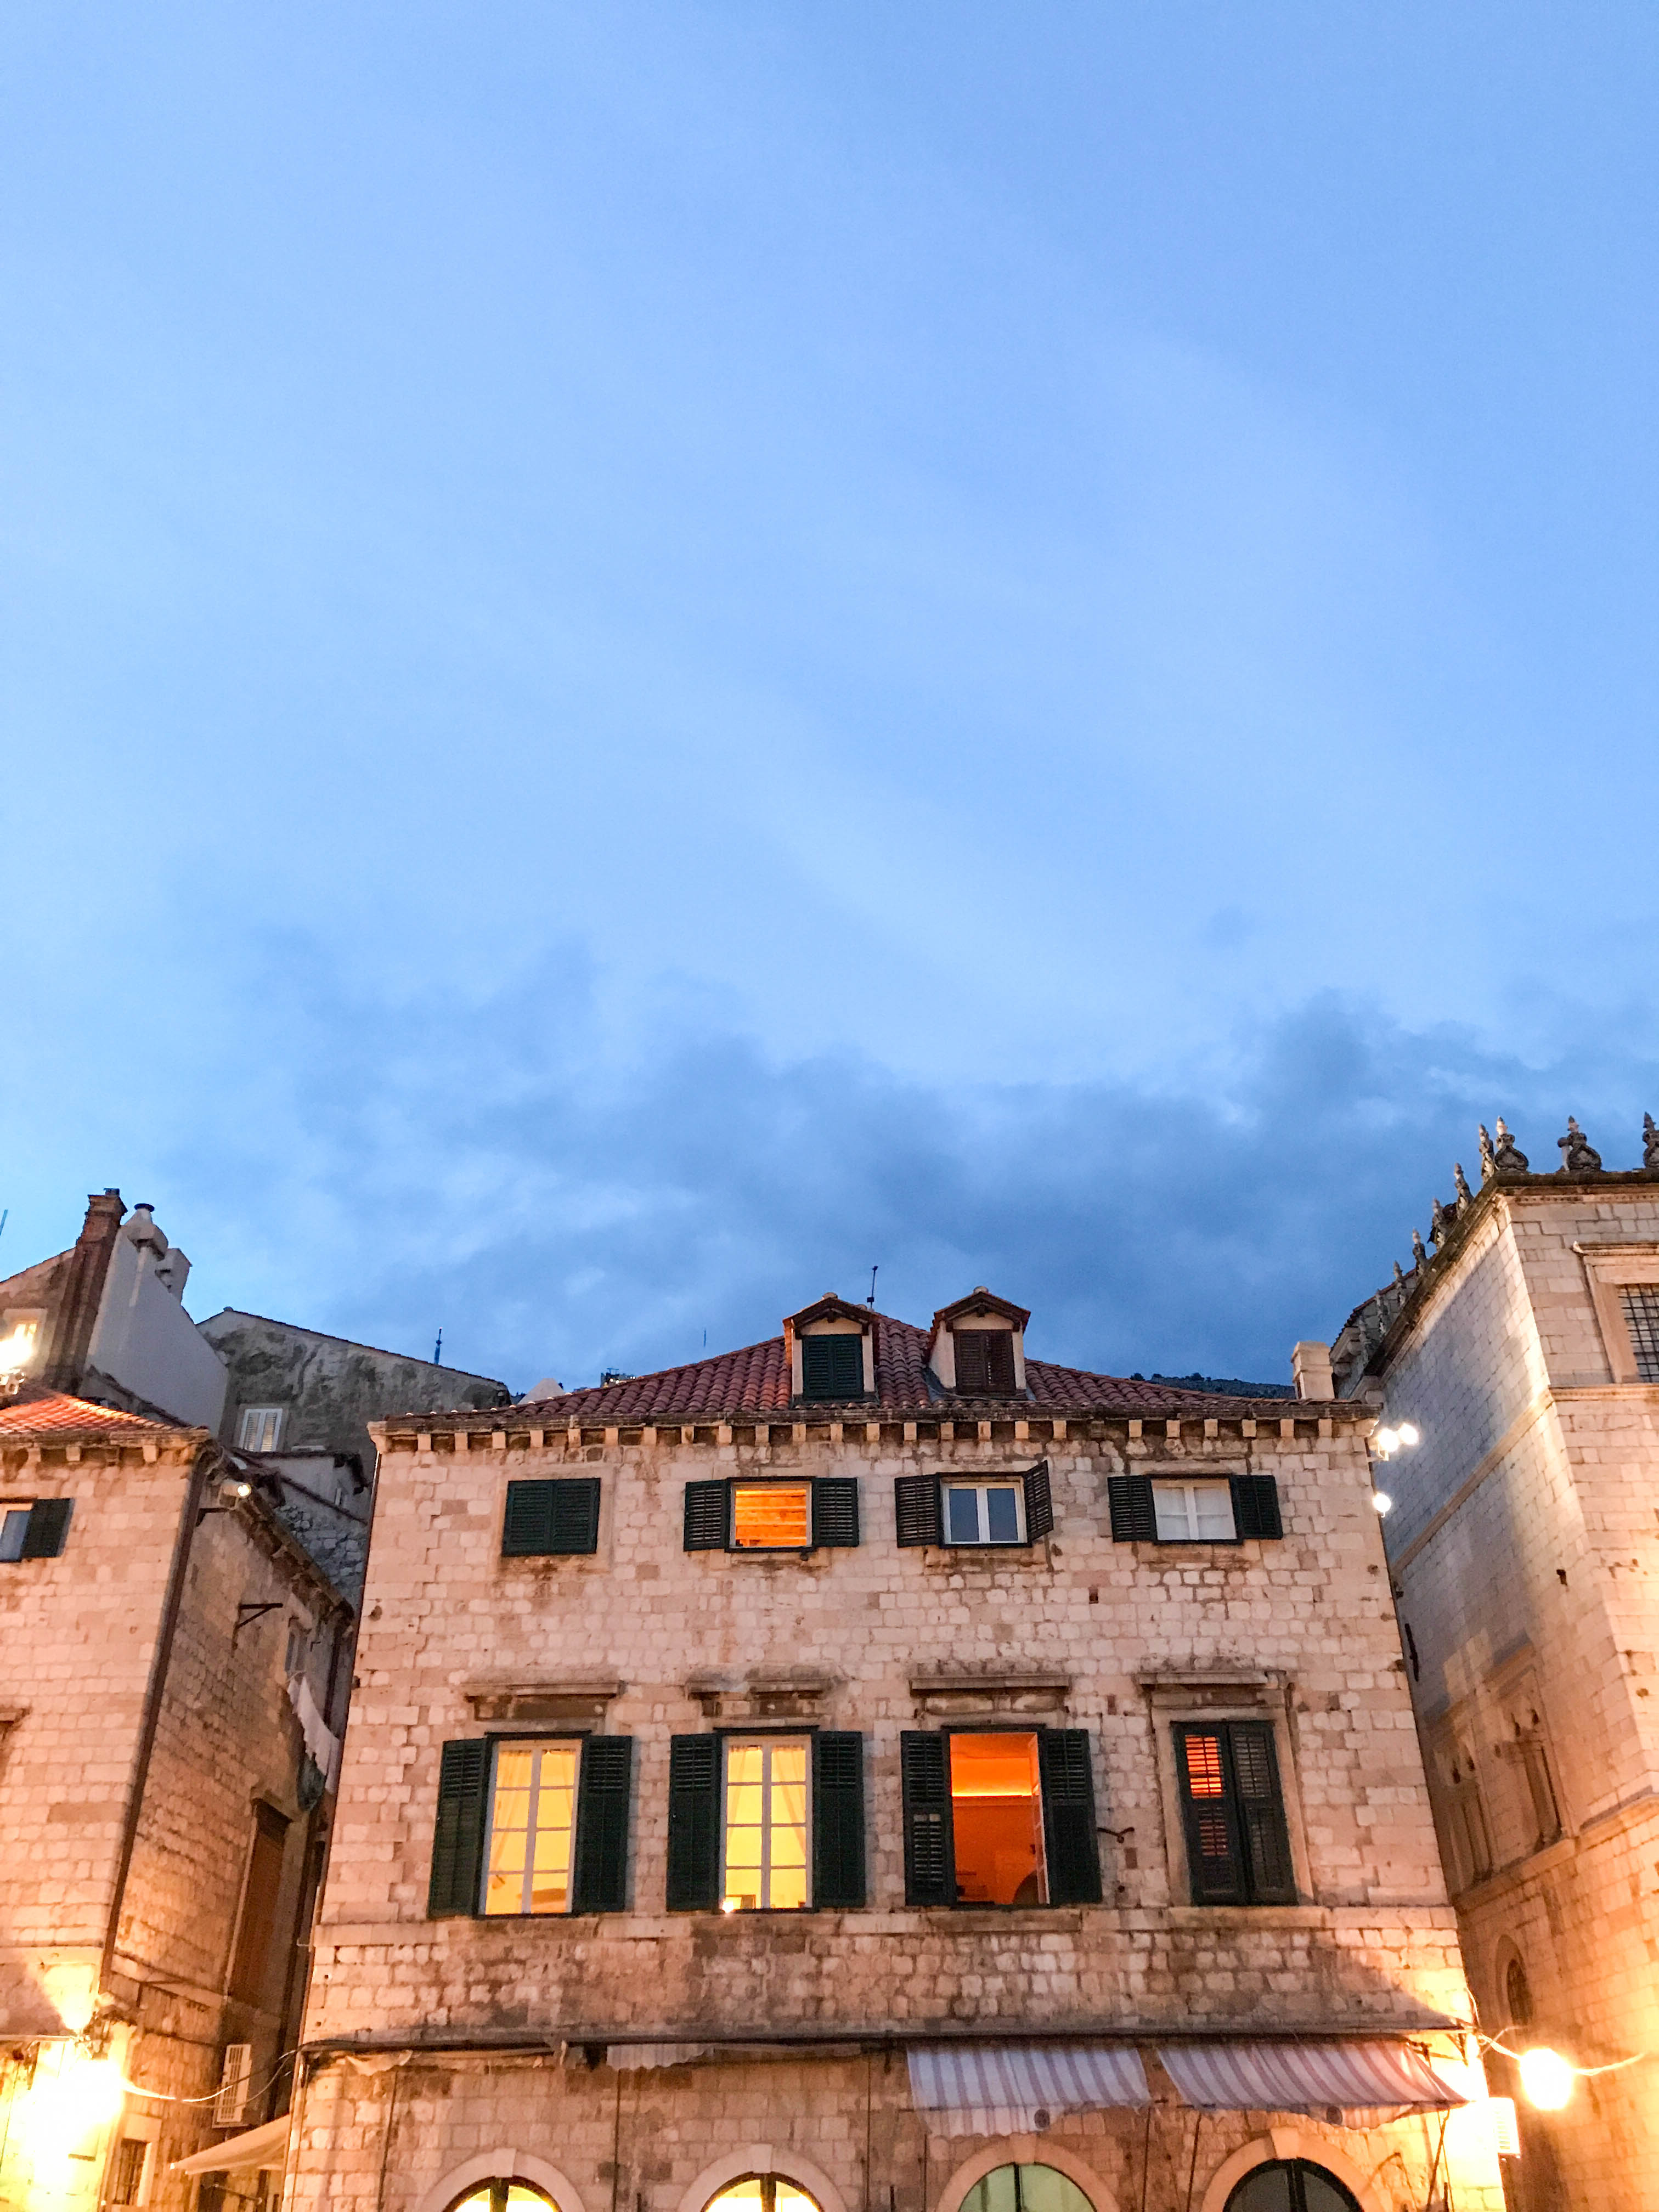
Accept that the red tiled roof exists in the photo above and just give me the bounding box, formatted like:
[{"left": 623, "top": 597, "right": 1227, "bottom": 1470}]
[{"left": 0, "top": 1387, "right": 185, "bottom": 1442}]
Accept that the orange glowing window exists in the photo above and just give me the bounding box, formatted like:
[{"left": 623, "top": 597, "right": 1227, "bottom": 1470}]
[
  {"left": 731, "top": 1485, "right": 811, "bottom": 1549},
  {"left": 949, "top": 1732, "right": 1047, "bottom": 1906},
  {"left": 1182, "top": 1735, "right": 1226, "bottom": 1799}
]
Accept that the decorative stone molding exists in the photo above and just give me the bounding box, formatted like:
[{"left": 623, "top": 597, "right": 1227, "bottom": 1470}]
[
  {"left": 464, "top": 1678, "right": 624, "bottom": 1724},
  {"left": 909, "top": 1667, "right": 1071, "bottom": 1718}
]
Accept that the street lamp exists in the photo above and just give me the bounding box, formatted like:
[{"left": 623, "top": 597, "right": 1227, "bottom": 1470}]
[{"left": 1517, "top": 2047, "right": 1575, "bottom": 2111}]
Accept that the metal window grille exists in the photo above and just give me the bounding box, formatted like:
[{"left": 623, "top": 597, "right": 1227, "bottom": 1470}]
[{"left": 1620, "top": 1287, "right": 1659, "bottom": 1382}]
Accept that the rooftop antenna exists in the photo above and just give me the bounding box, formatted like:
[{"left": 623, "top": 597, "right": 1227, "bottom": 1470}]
[
  {"left": 433, "top": 1328, "right": 442, "bottom": 1365},
  {"left": 0, "top": 1209, "right": 8, "bottom": 1246},
  {"left": 868, "top": 1265, "right": 878, "bottom": 1308}
]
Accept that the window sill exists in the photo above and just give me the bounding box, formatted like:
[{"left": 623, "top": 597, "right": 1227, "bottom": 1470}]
[{"left": 1165, "top": 1903, "right": 1327, "bottom": 1928}]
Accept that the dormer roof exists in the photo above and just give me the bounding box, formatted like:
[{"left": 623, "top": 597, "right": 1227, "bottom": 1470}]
[
  {"left": 786, "top": 1294, "right": 876, "bottom": 1334},
  {"left": 924, "top": 1286, "right": 1030, "bottom": 1359}
]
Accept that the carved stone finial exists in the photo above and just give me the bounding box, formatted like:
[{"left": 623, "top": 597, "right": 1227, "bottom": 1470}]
[
  {"left": 1558, "top": 1116, "right": 1603, "bottom": 1173},
  {"left": 1478, "top": 1125, "right": 1497, "bottom": 1182},
  {"left": 1493, "top": 1118, "right": 1529, "bottom": 1175},
  {"left": 1453, "top": 1162, "right": 1475, "bottom": 1208},
  {"left": 1393, "top": 1261, "right": 1406, "bottom": 1289},
  {"left": 1430, "top": 1197, "right": 1453, "bottom": 1247},
  {"left": 1644, "top": 1113, "right": 1659, "bottom": 1171},
  {"left": 1412, "top": 1228, "right": 1429, "bottom": 1268}
]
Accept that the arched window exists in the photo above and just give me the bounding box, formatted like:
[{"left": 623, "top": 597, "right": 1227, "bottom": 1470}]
[
  {"left": 959, "top": 2165, "right": 1096, "bottom": 2212},
  {"left": 1224, "top": 2162, "right": 1360, "bottom": 2212},
  {"left": 704, "top": 2178, "right": 821, "bottom": 2212},
  {"left": 1504, "top": 1951, "right": 1534, "bottom": 2027},
  {"left": 447, "top": 2186, "right": 558, "bottom": 2212}
]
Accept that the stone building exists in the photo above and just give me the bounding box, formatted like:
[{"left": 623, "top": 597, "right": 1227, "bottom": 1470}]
[
  {"left": 0, "top": 1381, "right": 351, "bottom": 2212},
  {"left": 289, "top": 1288, "right": 1503, "bottom": 2212},
  {"left": 1323, "top": 1116, "right": 1659, "bottom": 2207}
]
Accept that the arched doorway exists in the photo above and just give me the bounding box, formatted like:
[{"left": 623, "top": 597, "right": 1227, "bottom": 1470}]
[
  {"left": 1223, "top": 2163, "right": 1360, "bottom": 2212},
  {"left": 446, "top": 2187, "right": 559, "bottom": 2212},
  {"left": 703, "top": 2177, "right": 822, "bottom": 2212},
  {"left": 958, "top": 2165, "right": 1096, "bottom": 2212}
]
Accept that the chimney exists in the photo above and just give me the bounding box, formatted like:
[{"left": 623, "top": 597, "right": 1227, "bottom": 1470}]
[
  {"left": 1291, "top": 1341, "right": 1335, "bottom": 1401},
  {"left": 125, "top": 1204, "right": 168, "bottom": 1259},
  {"left": 43, "top": 1189, "right": 126, "bottom": 1396},
  {"left": 155, "top": 1248, "right": 191, "bottom": 1299}
]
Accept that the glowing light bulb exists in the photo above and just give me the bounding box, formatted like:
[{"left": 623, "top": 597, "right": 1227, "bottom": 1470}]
[
  {"left": 1371, "top": 1491, "right": 1393, "bottom": 1516},
  {"left": 1396, "top": 1421, "right": 1420, "bottom": 1447},
  {"left": 1519, "top": 2047, "right": 1575, "bottom": 2110},
  {"left": 1375, "top": 1428, "right": 1399, "bottom": 1456}
]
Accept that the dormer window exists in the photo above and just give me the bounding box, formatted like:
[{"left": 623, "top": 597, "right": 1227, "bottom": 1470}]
[
  {"left": 953, "top": 1331, "right": 1015, "bottom": 1396},
  {"left": 802, "top": 1336, "right": 862, "bottom": 1401},
  {"left": 925, "top": 1288, "right": 1030, "bottom": 1397},
  {"left": 786, "top": 1296, "right": 874, "bottom": 1402}
]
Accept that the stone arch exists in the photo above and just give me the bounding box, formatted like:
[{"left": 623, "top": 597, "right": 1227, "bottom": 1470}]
[
  {"left": 1197, "top": 2129, "right": 1385, "bottom": 2212},
  {"left": 415, "top": 2148, "right": 590, "bottom": 2212},
  {"left": 673, "top": 2145, "right": 851, "bottom": 2212},
  {"left": 930, "top": 2136, "right": 1120, "bottom": 2212}
]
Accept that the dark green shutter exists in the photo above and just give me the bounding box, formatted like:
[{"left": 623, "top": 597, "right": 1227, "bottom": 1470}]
[
  {"left": 427, "top": 1739, "right": 489, "bottom": 1916},
  {"left": 811, "top": 1732, "right": 865, "bottom": 1908},
  {"left": 811, "top": 1478, "right": 860, "bottom": 1548},
  {"left": 1022, "top": 1460, "right": 1054, "bottom": 1539},
  {"left": 502, "top": 1478, "right": 601, "bottom": 1556},
  {"left": 1231, "top": 1722, "right": 1296, "bottom": 1902},
  {"left": 571, "top": 1736, "right": 633, "bottom": 1912},
  {"left": 1038, "top": 1728, "right": 1102, "bottom": 1904},
  {"left": 900, "top": 1731, "right": 952, "bottom": 1905},
  {"left": 1229, "top": 1475, "right": 1283, "bottom": 1541},
  {"left": 802, "top": 1335, "right": 864, "bottom": 1400},
  {"left": 21, "top": 1499, "right": 72, "bottom": 1559},
  {"left": 1107, "top": 1475, "right": 1156, "bottom": 1542},
  {"left": 683, "top": 1481, "right": 729, "bottom": 1551},
  {"left": 894, "top": 1475, "right": 943, "bottom": 1547},
  {"left": 1175, "top": 1726, "right": 1246, "bottom": 1904},
  {"left": 665, "top": 1735, "right": 720, "bottom": 1909}
]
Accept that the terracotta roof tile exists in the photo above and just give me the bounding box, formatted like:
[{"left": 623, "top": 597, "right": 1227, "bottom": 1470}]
[{"left": 0, "top": 1387, "right": 184, "bottom": 1442}]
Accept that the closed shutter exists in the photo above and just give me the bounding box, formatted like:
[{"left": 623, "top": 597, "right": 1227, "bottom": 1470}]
[
  {"left": 502, "top": 1477, "right": 601, "bottom": 1556},
  {"left": 1229, "top": 1475, "right": 1283, "bottom": 1541},
  {"left": 894, "top": 1475, "right": 943, "bottom": 1547},
  {"left": 1175, "top": 1727, "right": 1246, "bottom": 1903},
  {"left": 810, "top": 1478, "right": 860, "bottom": 1548},
  {"left": 812, "top": 1732, "right": 866, "bottom": 1908},
  {"left": 213, "top": 2044, "right": 253, "bottom": 2125},
  {"left": 427, "top": 1739, "right": 489, "bottom": 1917},
  {"left": 802, "top": 1335, "right": 864, "bottom": 1399},
  {"left": 1231, "top": 1722, "right": 1296, "bottom": 1902},
  {"left": 571, "top": 1736, "right": 633, "bottom": 1912},
  {"left": 1038, "top": 1729, "right": 1102, "bottom": 1905},
  {"left": 682, "top": 1480, "right": 730, "bottom": 1551},
  {"left": 900, "top": 1731, "right": 953, "bottom": 1905},
  {"left": 229, "top": 1803, "right": 290, "bottom": 2000},
  {"left": 1022, "top": 1459, "right": 1054, "bottom": 1539},
  {"left": 1107, "top": 1475, "right": 1157, "bottom": 1542},
  {"left": 665, "top": 1735, "right": 720, "bottom": 1910},
  {"left": 954, "top": 1331, "right": 1015, "bottom": 1395},
  {"left": 20, "top": 1498, "right": 73, "bottom": 1559}
]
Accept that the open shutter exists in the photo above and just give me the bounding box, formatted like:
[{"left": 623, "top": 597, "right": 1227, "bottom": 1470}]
[
  {"left": 894, "top": 1475, "right": 943, "bottom": 1547},
  {"left": 1230, "top": 1722, "right": 1296, "bottom": 1902},
  {"left": 427, "top": 1739, "right": 489, "bottom": 1917},
  {"left": 811, "top": 1478, "right": 860, "bottom": 1548},
  {"left": 1175, "top": 1726, "right": 1246, "bottom": 1904},
  {"left": 683, "top": 1480, "right": 730, "bottom": 1551},
  {"left": 1022, "top": 1460, "right": 1054, "bottom": 1539},
  {"left": 665, "top": 1735, "right": 720, "bottom": 1910},
  {"left": 1229, "top": 1475, "right": 1283, "bottom": 1541},
  {"left": 812, "top": 1731, "right": 866, "bottom": 1908},
  {"left": 1038, "top": 1729, "right": 1102, "bottom": 1905},
  {"left": 1107, "top": 1475, "right": 1157, "bottom": 1543},
  {"left": 571, "top": 1736, "right": 633, "bottom": 1912},
  {"left": 900, "top": 1731, "right": 953, "bottom": 1905},
  {"left": 21, "top": 1499, "right": 72, "bottom": 1559}
]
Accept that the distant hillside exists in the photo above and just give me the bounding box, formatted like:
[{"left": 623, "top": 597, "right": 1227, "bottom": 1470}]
[{"left": 1133, "top": 1370, "right": 1295, "bottom": 1400}]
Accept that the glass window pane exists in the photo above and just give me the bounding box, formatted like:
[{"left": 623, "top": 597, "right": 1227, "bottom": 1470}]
[
  {"left": 960, "top": 2168, "right": 1020, "bottom": 2212},
  {"left": 771, "top": 1744, "right": 806, "bottom": 1782},
  {"left": 1191, "top": 1482, "right": 1237, "bottom": 1539},
  {"left": 0, "top": 1510, "right": 29, "bottom": 1563},
  {"left": 1223, "top": 2165, "right": 1294, "bottom": 2212},
  {"left": 485, "top": 1742, "right": 577, "bottom": 1916},
  {"left": 1014, "top": 2168, "right": 1095, "bottom": 2212},
  {"left": 772, "top": 2186, "right": 820, "bottom": 2212},
  {"left": 945, "top": 1486, "right": 981, "bottom": 1543},
  {"left": 984, "top": 1486, "right": 1022, "bottom": 1543},
  {"left": 706, "top": 2186, "right": 766, "bottom": 2212},
  {"left": 504, "top": 2191, "right": 558, "bottom": 2210},
  {"left": 1297, "top": 2175, "right": 1358, "bottom": 2212},
  {"left": 769, "top": 1865, "right": 808, "bottom": 1908},
  {"left": 1152, "top": 1483, "right": 1194, "bottom": 1541},
  {"left": 726, "top": 1745, "right": 762, "bottom": 1784},
  {"left": 950, "top": 1734, "right": 1045, "bottom": 1905},
  {"left": 732, "top": 1486, "right": 811, "bottom": 1547}
]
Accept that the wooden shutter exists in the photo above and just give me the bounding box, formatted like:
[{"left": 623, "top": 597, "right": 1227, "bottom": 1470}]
[
  {"left": 1107, "top": 1475, "right": 1157, "bottom": 1542},
  {"left": 427, "top": 1739, "right": 489, "bottom": 1917},
  {"left": 900, "top": 1731, "right": 953, "bottom": 1905},
  {"left": 812, "top": 1731, "right": 866, "bottom": 1908},
  {"left": 953, "top": 1331, "right": 1014, "bottom": 1394},
  {"left": 810, "top": 1478, "right": 860, "bottom": 1548},
  {"left": 20, "top": 1498, "right": 72, "bottom": 1559},
  {"left": 502, "top": 1477, "right": 601, "bottom": 1556},
  {"left": 571, "top": 1736, "right": 633, "bottom": 1912},
  {"left": 1229, "top": 1475, "right": 1283, "bottom": 1541},
  {"left": 894, "top": 1475, "right": 943, "bottom": 1547},
  {"left": 665, "top": 1735, "right": 720, "bottom": 1910},
  {"left": 682, "top": 1480, "right": 730, "bottom": 1551},
  {"left": 1230, "top": 1722, "right": 1296, "bottom": 1902},
  {"left": 1175, "top": 1726, "right": 1246, "bottom": 1904},
  {"left": 802, "top": 1334, "right": 864, "bottom": 1399},
  {"left": 1038, "top": 1729, "right": 1102, "bottom": 1904},
  {"left": 1022, "top": 1460, "right": 1054, "bottom": 1539},
  {"left": 229, "top": 1803, "right": 290, "bottom": 2000}
]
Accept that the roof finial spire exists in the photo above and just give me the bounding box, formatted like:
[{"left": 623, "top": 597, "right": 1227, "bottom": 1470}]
[
  {"left": 1558, "top": 1116, "right": 1602, "bottom": 1173},
  {"left": 1493, "top": 1118, "right": 1529, "bottom": 1175}
]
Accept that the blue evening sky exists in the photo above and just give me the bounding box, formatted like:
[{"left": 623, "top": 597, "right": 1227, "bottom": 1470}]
[{"left": 3, "top": 5, "right": 1656, "bottom": 1389}]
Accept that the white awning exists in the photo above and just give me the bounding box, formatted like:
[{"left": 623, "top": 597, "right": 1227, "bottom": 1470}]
[
  {"left": 1156, "top": 2041, "right": 1464, "bottom": 2115},
  {"left": 907, "top": 2045, "right": 1149, "bottom": 2136},
  {"left": 610, "top": 2044, "right": 713, "bottom": 2070},
  {"left": 172, "top": 2117, "right": 292, "bottom": 2175}
]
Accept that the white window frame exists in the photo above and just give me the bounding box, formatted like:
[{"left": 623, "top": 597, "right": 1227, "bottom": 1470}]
[
  {"left": 238, "top": 1406, "right": 285, "bottom": 1452},
  {"left": 482, "top": 1737, "right": 582, "bottom": 1917},
  {"left": 1150, "top": 1479, "right": 1237, "bottom": 1543},
  {"left": 941, "top": 1479, "right": 1026, "bottom": 1547},
  {"left": 720, "top": 1735, "right": 812, "bottom": 1912}
]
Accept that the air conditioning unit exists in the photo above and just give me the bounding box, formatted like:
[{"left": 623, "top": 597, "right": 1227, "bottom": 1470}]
[{"left": 213, "top": 2044, "right": 253, "bottom": 2126}]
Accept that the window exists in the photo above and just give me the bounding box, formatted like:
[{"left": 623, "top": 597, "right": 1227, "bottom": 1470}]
[
  {"left": 501, "top": 1478, "right": 601, "bottom": 1557},
  {"left": 961, "top": 2168, "right": 1096, "bottom": 2212},
  {"left": 1108, "top": 1473, "right": 1282, "bottom": 1543},
  {"left": 894, "top": 1463, "right": 1053, "bottom": 1547},
  {"left": 428, "top": 1736, "right": 633, "bottom": 1917},
  {"left": 1224, "top": 2163, "right": 1359, "bottom": 2212},
  {"left": 953, "top": 1329, "right": 1016, "bottom": 1396},
  {"left": 0, "top": 1499, "right": 73, "bottom": 1561},
  {"left": 1175, "top": 1723, "right": 1295, "bottom": 1904},
  {"left": 1440, "top": 1743, "right": 1493, "bottom": 1889},
  {"left": 732, "top": 1484, "right": 811, "bottom": 1549},
  {"left": 238, "top": 1407, "right": 285, "bottom": 1452},
  {"left": 721, "top": 1737, "right": 810, "bottom": 1910},
  {"left": 900, "top": 1728, "right": 1101, "bottom": 1907},
  {"left": 684, "top": 1477, "right": 860, "bottom": 1552},
  {"left": 1515, "top": 1725, "right": 1562, "bottom": 1850},
  {"left": 228, "top": 1804, "right": 290, "bottom": 2004},
  {"left": 944, "top": 1480, "right": 1025, "bottom": 1545},
  {"left": 447, "top": 2187, "right": 558, "bottom": 2212},
  {"left": 484, "top": 1742, "right": 579, "bottom": 1915},
  {"left": 109, "top": 2137, "right": 151, "bottom": 2206},
  {"left": 1152, "top": 1479, "right": 1236, "bottom": 1542},
  {"left": 704, "top": 2179, "right": 821, "bottom": 2212},
  {"left": 1620, "top": 1286, "right": 1659, "bottom": 1381},
  {"left": 800, "top": 1333, "right": 865, "bottom": 1400},
  {"left": 1504, "top": 1951, "right": 1533, "bottom": 2027}
]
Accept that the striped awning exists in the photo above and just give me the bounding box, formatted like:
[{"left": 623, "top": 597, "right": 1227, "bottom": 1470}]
[
  {"left": 907, "top": 2045, "right": 1149, "bottom": 2136},
  {"left": 1156, "top": 2041, "right": 1464, "bottom": 2115}
]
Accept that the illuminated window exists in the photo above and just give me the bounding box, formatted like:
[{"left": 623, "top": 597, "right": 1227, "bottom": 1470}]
[
  {"left": 484, "top": 1742, "right": 579, "bottom": 1915},
  {"left": 238, "top": 1406, "right": 285, "bottom": 1452},
  {"left": 1152, "top": 1480, "right": 1236, "bottom": 1542},
  {"left": 949, "top": 1733, "right": 1046, "bottom": 1905},
  {"left": 960, "top": 2166, "right": 1095, "bottom": 2212},
  {"left": 943, "top": 1480, "right": 1025, "bottom": 1545},
  {"left": 722, "top": 1738, "right": 809, "bottom": 1909},
  {"left": 447, "top": 2186, "right": 558, "bottom": 2212},
  {"left": 731, "top": 1485, "right": 811, "bottom": 1549},
  {"left": 1175, "top": 1723, "right": 1295, "bottom": 1904},
  {"left": 704, "top": 2176, "right": 821, "bottom": 2212}
]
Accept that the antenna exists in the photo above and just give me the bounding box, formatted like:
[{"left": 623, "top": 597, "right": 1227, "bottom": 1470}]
[
  {"left": 0, "top": 1209, "right": 8, "bottom": 1246},
  {"left": 868, "top": 1265, "right": 878, "bottom": 1308},
  {"left": 433, "top": 1329, "right": 443, "bottom": 1365}
]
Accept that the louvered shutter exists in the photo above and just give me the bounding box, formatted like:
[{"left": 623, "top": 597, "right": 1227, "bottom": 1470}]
[
  {"left": 1175, "top": 1726, "right": 1246, "bottom": 1904},
  {"left": 682, "top": 1480, "right": 730, "bottom": 1551},
  {"left": 1229, "top": 1475, "right": 1283, "bottom": 1541},
  {"left": 1038, "top": 1729, "right": 1102, "bottom": 1904},
  {"left": 802, "top": 1334, "right": 864, "bottom": 1400},
  {"left": 894, "top": 1475, "right": 943, "bottom": 1547},
  {"left": 1107, "top": 1475, "right": 1157, "bottom": 1543},
  {"left": 1022, "top": 1459, "right": 1054, "bottom": 1539},
  {"left": 811, "top": 1732, "right": 866, "bottom": 1908},
  {"left": 900, "top": 1731, "right": 953, "bottom": 1905},
  {"left": 571, "top": 1736, "right": 633, "bottom": 1912},
  {"left": 229, "top": 1803, "right": 290, "bottom": 2000},
  {"left": 953, "top": 1332, "right": 1014, "bottom": 1394},
  {"left": 665, "top": 1735, "right": 720, "bottom": 1910},
  {"left": 427, "top": 1739, "right": 489, "bottom": 1917},
  {"left": 810, "top": 1478, "right": 860, "bottom": 1548},
  {"left": 1230, "top": 1722, "right": 1296, "bottom": 1902},
  {"left": 503, "top": 1477, "right": 602, "bottom": 1556},
  {"left": 20, "top": 1499, "right": 72, "bottom": 1559}
]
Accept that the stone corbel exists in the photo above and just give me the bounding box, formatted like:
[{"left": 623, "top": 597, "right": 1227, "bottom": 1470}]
[
  {"left": 464, "top": 1677, "right": 624, "bottom": 1725},
  {"left": 908, "top": 1666, "right": 1071, "bottom": 1718},
  {"left": 684, "top": 1669, "right": 839, "bottom": 1722}
]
